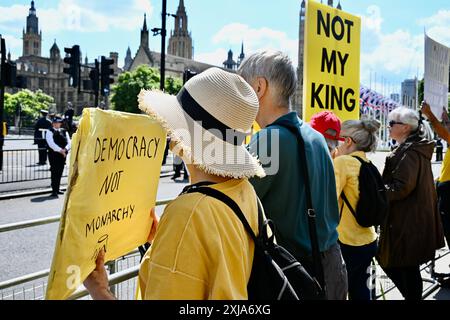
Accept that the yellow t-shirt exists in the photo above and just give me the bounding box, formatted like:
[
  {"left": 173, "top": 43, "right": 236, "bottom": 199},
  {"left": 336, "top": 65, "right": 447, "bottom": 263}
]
[
  {"left": 333, "top": 151, "right": 378, "bottom": 247},
  {"left": 138, "top": 179, "right": 258, "bottom": 300},
  {"left": 439, "top": 151, "right": 450, "bottom": 182}
]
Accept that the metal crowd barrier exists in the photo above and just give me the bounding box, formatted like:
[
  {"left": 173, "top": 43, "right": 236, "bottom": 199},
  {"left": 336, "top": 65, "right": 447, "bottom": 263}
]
[
  {"left": 1, "top": 138, "right": 69, "bottom": 184},
  {"left": 0, "top": 199, "right": 173, "bottom": 300},
  {"left": 1, "top": 195, "right": 448, "bottom": 300}
]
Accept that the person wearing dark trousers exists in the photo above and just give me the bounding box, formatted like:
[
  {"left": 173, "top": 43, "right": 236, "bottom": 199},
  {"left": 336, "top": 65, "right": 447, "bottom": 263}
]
[
  {"left": 64, "top": 104, "right": 75, "bottom": 137},
  {"left": 383, "top": 266, "right": 423, "bottom": 300},
  {"left": 34, "top": 110, "right": 52, "bottom": 165},
  {"left": 46, "top": 116, "right": 71, "bottom": 197},
  {"left": 378, "top": 106, "right": 445, "bottom": 300},
  {"left": 172, "top": 155, "right": 189, "bottom": 181}
]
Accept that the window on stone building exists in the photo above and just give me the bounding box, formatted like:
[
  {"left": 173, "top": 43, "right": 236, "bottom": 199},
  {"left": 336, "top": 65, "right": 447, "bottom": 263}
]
[
  {"left": 39, "top": 78, "right": 45, "bottom": 88},
  {"left": 34, "top": 42, "right": 39, "bottom": 48}
]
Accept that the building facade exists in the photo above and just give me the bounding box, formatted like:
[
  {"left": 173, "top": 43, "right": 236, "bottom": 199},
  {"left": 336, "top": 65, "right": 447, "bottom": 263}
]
[
  {"left": 167, "top": 0, "right": 193, "bottom": 60},
  {"left": 401, "top": 78, "right": 418, "bottom": 109},
  {"left": 223, "top": 43, "right": 245, "bottom": 71},
  {"left": 14, "top": 1, "right": 120, "bottom": 115},
  {"left": 293, "top": 0, "right": 342, "bottom": 118},
  {"left": 126, "top": 1, "right": 215, "bottom": 78}
]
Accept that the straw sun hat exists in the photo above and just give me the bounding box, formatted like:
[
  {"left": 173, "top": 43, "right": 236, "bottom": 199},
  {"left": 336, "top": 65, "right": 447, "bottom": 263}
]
[{"left": 138, "top": 67, "right": 265, "bottom": 179}]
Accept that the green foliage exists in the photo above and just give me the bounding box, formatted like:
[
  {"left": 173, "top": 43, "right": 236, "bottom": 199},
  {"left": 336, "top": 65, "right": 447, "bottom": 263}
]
[
  {"left": 165, "top": 76, "right": 183, "bottom": 95},
  {"left": 4, "top": 89, "right": 54, "bottom": 127},
  {"left": 418, "top": 78, "right": 424, "bottom": 104},
  {"left": 111, "top": 65, "right": 183, "bottom": 114}
]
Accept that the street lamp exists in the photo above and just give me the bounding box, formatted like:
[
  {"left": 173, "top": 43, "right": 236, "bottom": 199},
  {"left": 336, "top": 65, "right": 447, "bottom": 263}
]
[{"left": 152, "top": 0, "right": 177, "bottom": 91}]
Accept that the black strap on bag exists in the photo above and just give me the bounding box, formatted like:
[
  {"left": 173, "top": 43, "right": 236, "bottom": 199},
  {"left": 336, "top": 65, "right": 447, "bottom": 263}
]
[
  {"left": 183, "top": 183, "right": 263, "bottom": 241},
  {"left": 183, "top": 185, "right": 323, "bottom": 300},
  {"left": 271, "top": 122, "right": 326, "bottom": 296}
]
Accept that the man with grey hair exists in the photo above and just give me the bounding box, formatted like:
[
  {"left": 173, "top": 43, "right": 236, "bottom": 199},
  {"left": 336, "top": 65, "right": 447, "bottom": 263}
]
[{"left": 239, "top": 50, "right": 348, "bottom": 300}]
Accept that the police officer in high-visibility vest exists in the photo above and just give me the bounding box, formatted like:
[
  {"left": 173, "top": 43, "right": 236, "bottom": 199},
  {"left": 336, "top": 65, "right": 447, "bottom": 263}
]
[{"left": 46, "top": 116, "right": 71, "bottom": 197}]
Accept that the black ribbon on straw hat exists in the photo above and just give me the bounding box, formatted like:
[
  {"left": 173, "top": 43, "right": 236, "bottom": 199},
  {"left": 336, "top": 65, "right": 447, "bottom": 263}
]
[{"left": 177, "top": 87, "right": 248, "bottom": 146}]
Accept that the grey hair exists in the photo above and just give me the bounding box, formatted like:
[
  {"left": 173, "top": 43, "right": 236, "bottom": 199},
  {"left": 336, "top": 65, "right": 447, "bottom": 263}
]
[
  {"left": 238, "top": 50, "right": 297, "bottom": 108},
  {"left": 388, "top": 107, "right": 419, "bottom": 132},
  {"left": 341, "top": 118, "right": 381, "bottom": 152}
]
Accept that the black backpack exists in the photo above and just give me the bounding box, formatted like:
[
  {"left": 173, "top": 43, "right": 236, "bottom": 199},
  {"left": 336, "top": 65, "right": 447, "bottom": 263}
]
[
  {"left": 341, "top": 156, "right": 389, "bottom": 228},
  {"left": 184, "top": 184, "right": 324, "bottom": 300}
]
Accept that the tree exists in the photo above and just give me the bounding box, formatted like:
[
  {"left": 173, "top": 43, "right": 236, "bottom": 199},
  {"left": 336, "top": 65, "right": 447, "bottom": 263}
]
[
  {"left": 418, "top": 78, "right": 424, "bottom": 104},
  {"left": 111, "top": 65, "right": 183, "bottom": 114},
  {"left": 4, "top": 89, "right": 54, "bottom": 127}
]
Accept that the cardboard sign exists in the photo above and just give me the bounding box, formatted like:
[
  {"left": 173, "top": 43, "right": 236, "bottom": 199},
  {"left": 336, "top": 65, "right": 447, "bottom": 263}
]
[
  {"left": 303, "top": 0, "right": 361, "bottom": 122},
  {"left": 46, "top": 108, "right": 166, "bottom": 300},
  {"left": 424, "top": 34, "right": 450, "bottom": 121}
]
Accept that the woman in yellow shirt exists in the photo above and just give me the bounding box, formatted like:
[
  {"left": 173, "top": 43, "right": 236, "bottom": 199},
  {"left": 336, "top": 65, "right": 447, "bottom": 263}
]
[{"left": 333, "top": 119, "right": 380, "bottom": 300}]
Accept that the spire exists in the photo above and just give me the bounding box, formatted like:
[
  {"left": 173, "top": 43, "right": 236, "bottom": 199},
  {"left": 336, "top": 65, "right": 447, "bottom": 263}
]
[
  {"left": 179, "top": 0, "right": 185, "bottom": 10},
  {"left": 337, "top": 1, "right": 342, "bottom": 9},
  {"left": 50, "top": 39, "right": 59, "bottom": 52},
  {"left": 124, "top": 46, "right": 133, "bottom": 71},
  {"left": 237, "top": 42, "right": 245, "bottom": 67},
  {"left": 30, "top": 1, "right": 36, "bottom": 14},
  {"left": 85, "top": 54, "right": 88, "bottom": 64},
  {"left": 301, "top": 0, "right": 306, "bottom": 8},
  {"left": 142, "top": 13, "right": 148, "bottom": 31},
  {"left": 7, "top": 51, "right": 11, "bottom": 61},
  {"left": 26, "top": 0, "right": 39, "bottom": 34},
  {"left": 141, "top": 14, "right": 149, "bottom": 49}
]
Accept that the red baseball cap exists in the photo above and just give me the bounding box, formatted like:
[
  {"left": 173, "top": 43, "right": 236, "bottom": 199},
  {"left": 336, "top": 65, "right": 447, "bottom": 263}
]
[{"left": 309, "top": 111, "right": 345, "bottom": 142}]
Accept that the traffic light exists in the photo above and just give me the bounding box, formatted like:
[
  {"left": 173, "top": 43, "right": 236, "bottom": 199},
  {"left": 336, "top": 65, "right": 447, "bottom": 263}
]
[
  {"left": 100, "top": 56, "right": 114, "bottom": 96},
  {"left": 63, "top": 45, "right": 80, "bottom": 88},
  {"left": 83, "top": 59, "right": 99, "bottom": 94},
  {"left": 3, "top": 61, "right": 27, "bottom": 88},
  {"left": 4, "top": 61, "right": 17, "bottom": 87},
  {"left": 89, "top": 68, "right": 99, "bottom": 93},
  {"left": 183, "top": 69, "right": 197, "bottom": 84}
]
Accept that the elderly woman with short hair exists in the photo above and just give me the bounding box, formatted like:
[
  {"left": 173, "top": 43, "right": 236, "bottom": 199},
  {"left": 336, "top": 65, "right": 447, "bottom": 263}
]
[{"left": 377, "top": 107, "right": 445, "bottom": 300}]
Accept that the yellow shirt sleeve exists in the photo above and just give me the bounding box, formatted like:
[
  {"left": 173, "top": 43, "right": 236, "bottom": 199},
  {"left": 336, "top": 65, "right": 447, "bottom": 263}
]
[{"left": 138, "top": 180, "right": 256, "bottom": 300}]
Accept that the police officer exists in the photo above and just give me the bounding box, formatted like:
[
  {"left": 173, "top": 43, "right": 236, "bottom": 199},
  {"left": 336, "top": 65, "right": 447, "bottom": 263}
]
[
  {"left": 46, "top": 116, "right": 71, "bottom": 197},
  {"left": 34, "top": 110, "right": 52, "bottom": 165},
  {"left": 64, "top": 103, "right": 75, "bottom": 137}
]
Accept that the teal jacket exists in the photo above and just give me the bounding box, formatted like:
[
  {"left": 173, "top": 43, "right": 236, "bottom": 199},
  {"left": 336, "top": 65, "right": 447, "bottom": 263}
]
[{"left": 249, "top": 112, "right": 339, "bottom": 258}]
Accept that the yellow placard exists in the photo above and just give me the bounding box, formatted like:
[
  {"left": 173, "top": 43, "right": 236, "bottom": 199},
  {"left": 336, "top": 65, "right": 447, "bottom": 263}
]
[
  {"left": 245, "top": 121, "right": 261, "bottom": 145},
  {"left": 46, "top": 108, "right": 166, "bottom": 300},
  {"left": 303, "top": 0, "right": 361, "bottom": 122}
]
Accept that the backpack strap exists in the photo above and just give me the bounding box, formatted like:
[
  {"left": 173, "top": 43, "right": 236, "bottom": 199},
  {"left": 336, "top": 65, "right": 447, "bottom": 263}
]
[
  {"left": 340, "top": 156, "right": 364, "bottom": 220},
  {"left": 184, "top": 185, "right": 264, "bottom": 242},
  {"left": 269, "top": 122, "right": 326, "bottom": 292},
  {"left": 340, "top": 191, "right": 357, "bottom": 218}
]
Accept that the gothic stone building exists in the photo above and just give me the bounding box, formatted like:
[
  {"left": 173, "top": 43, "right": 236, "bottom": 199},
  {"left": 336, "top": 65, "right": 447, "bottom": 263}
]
[
  {"left": 125, "top": 0, "right": 220, "bottom": 78},
  {"left": 14, "top": 1, "right": 120, "bottom": 115}
]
